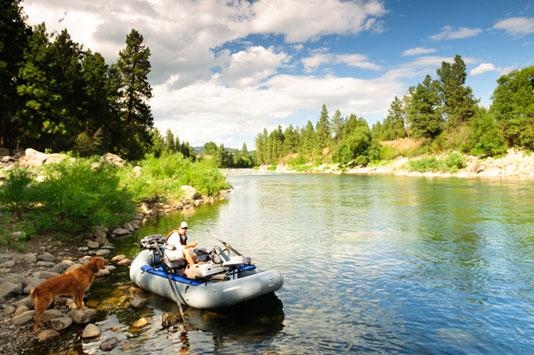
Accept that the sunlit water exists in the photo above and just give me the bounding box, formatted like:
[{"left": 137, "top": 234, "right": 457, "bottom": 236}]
[{"left": 30, "top": 173, "right": 534, "bottom": 354}]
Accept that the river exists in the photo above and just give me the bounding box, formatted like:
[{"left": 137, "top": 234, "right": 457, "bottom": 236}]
[{"left": 31, "top": 173, "right": 534, "bottom": 354}]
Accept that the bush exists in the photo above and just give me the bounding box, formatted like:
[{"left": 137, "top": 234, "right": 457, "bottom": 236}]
[
  {"left": 408, "top": 152, "right": 466, "bottom": 173},
  {"left": 0, "top": 166, "right": 34, "bottom": 217},
  {"left": 33, "top": 159, "right": 136, "bottom": 233}
]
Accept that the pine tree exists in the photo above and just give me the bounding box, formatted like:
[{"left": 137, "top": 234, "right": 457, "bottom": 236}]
[
  {"left": 407, "top": 75, "right": 443, "bottom": 139},
  {"left": 117, "top": 29, "right": 153, "bottom": 159},
  {"left": 315, "top": 104, "right": 332, "bottom": 149}
]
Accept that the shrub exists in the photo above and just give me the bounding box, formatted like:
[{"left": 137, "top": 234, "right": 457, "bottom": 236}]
[
  {"left": 0, "top": 166, "right": 34, "bottom": 217},
  {"left": 408, "top": 152, "right": 467, "bottom": 173}
]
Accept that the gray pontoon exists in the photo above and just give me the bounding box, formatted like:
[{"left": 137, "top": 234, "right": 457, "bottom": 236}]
[{"left": 129, "top": 235, "right": 283, "bottom": 309}]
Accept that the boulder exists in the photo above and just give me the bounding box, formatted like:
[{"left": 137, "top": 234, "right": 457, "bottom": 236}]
[
  {"left": 14, "top": 305, "right": 29, "bottom": 316},
  {"left": 24, "top": 278, "right": 46, "bottom": 294},
  {"left": 133, "top": 165, "right": 142, "bottom": 178},
  {"left": 117, "top": 258, "right": 132, "bottom": 266},
  {"left": 100, "top": 337, "right": 119, "bottom": 351},
  {"left": 34, "top": 271, "right": 60, "bottom": 280},
  {"left": 65, "top": 263, "right": 83, "bottom": 272},
  {"left": 20, "top": 148, "right": 49, "bottom": 167},
  {"left": 68, "top": 308, "right": 96, "bottom": 324},
  {"left": 14, "top": 297, "right": 34, "bottom": 309},
  {"left": 49, "top": 260, "right": 74, "bottom": 274},
  {"left": 12, "top": 310, "right": 35, "bottom": 326},
  {"left": 95, "top": 268, "right": 110, "bottom": 277},
  {"left": 37, "top": 252, "right": 56, "bottom": 262},
  {"left": 112, "top": 228, "right": 130, "bottom": 236},
  {"left": 40, "top": 309, "right": 63, "bottom": 323},
  {"left": 139, "top": 203, "right": 152, "bottom": 216},
  {"left": 181, "top": 185, "right": 201, "bottom": 200},
  {"left": 19, "top": 253, "right": 37, "bottom": 264},
  {"left": 37, "top": 329, "right": 60, "bottom": 342},
  {"left": 36, "top": 261, "right": 55, "bottom": 268},
  {"left": 100, "top": 153, "right": 124, "bottom": 166},
  {"left": 0, "top": 260, "right": 15, "bottom": 268},
  {"left": 123, "top": 222, "right": 134, "bottom": 232},
  {"left": 44, "top": 153, "right": 68, "bottom": 165},
  {"left": 0, "top": 273, "right": 25, "bottom": 284},
  {"left": 0, "top": 281, "right": 23, "bottom": 299},
  {"left": 96, "top": 249, "right": 111, "bottom": 257},
  {"left": 82, "top": 323, "right": 101, "bottom": 338},
  {"left": 473, "top": 163, "right": 486, "bottom": 174},
  {"left": 87, "top": 241, "right": 100, "bottom": 249},
  {"left": 111, "top": 254, "right": 127, "bottom": 263},
  {"left": 50, "top": 316, "right": 73, "bottom": 331},
  {"left": 3, "top": 306, "right": 16, "bottom": 316}
]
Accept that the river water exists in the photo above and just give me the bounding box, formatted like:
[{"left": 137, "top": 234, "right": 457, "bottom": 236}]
[{"left": 32, "top": 173, "right": 534, "bottom": 354}]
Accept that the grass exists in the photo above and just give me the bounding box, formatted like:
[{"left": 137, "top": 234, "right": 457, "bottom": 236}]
[
  {"left": 0, "top": 152, "right": 229, "bottom": 247},
  {"left": 407, "top": 152, "right": 467, "bottom": 173}
]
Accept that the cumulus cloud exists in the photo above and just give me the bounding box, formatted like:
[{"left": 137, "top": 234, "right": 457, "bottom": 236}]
[
  {"left": 402, "top": 47, "right": 437, "bottom": 56},
  {"left": 493, "top": 17, "right": 534, "bottom": 35},
  {"left": 302, "top": 52, "right": 381, "bottom": 73},
  {"left": 429, "top": 25, "right": 482, "bottom": 41},
  {"left": 470, "top": 63, "right": 515, "bottom": 76}
]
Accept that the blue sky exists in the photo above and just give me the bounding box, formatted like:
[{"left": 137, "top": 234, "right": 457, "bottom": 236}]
[{"left": 23, "top": 0, "right": 534, "bottom": 149}]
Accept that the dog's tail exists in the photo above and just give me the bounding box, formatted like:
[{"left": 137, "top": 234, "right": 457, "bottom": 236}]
[{"left": 29, "top": 287, "right": 36, "bottom": 299}]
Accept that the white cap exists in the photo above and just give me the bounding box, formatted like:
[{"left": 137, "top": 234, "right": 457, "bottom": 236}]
[{"left": 180, "top": 222, "right": 188, "bottom": 229}]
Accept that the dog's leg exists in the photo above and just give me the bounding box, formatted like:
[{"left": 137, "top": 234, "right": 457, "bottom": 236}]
[
  {"left": 74, "top": 291, "right": 86, "bottom": 310},
  {"left": 33, "top": 295, "right": 51, "bottom": 333}
]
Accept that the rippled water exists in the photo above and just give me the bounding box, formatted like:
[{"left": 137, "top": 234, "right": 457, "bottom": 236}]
[{"left": 32, "top": 173, "right": 534, "bottom": 354}]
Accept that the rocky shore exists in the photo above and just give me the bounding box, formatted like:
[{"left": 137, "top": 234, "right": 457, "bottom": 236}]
[
  {"left": 0, "top": 148, "right": 229, "bottom": 353},
  {"left": 259, "top": 149, "right": 534, "bottom": 178}
]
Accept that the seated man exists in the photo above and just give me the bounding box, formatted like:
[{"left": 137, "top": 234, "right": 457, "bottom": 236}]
[{"left": 165, "top": 222, "right": 199, "bottom": 267}]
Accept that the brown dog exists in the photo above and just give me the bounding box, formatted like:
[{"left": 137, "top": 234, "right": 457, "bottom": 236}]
[{"left": 29, "top": 256, "right": 108, "bottom": 332}]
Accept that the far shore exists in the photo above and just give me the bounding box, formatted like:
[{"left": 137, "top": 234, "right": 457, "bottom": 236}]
[{"left": 256, "top": 149, "right": 534, "bottom": 178}]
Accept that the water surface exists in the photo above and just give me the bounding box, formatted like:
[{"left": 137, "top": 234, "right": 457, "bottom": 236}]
[{"left": 32, "top": 173, "right": 534, "bottom": 354}]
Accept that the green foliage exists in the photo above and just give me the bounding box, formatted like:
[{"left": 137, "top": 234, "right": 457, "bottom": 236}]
[
  {"left": 469, "top": 108, "right": 507, "bottom": 157},
  {"left": 407, "top": 75, "right": 443, "bottom": 139},
  {"left": 32, "top": 159, "right": 135, "bottom": 233},
  {"left": 0, "top": 166, "right": 34, "bottom": 217},
  {"left": 379, "top": 144, "right": 401, "bottom": 160},
  {"left": 408, "top": 152, "right": 467, "bottom": 173},
  {"left": 287, "top": 154, "right": 307, "bottom": 166},
  {"left": 267, "top": 164, "right": 277, "bottom": 171},
  {"left": 333, "top": 126, "right": 375, "bottom": 166}
]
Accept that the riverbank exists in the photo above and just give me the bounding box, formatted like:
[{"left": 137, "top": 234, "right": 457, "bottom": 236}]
[{"left": 258, "top": 149, "right": 534, "bottom": 178}]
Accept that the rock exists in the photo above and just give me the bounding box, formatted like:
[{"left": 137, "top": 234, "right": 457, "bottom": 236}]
[
  {"left": 0, "top": 148, "right": 9, "bottom": 157},
  {"left": 112, "top": 228, "right": 130, "bottom": 236},
  {"left": 41, "top": 309, "right": 63, "bottom": 323},
  {"left": 49, "top": 260, "right": 74, "bottom": 274},
  {"left": 0, "top": 260, "right": 15, "bottom": 268},
  {"left": 130, "top": 298, "right": 148, "bottom": 309},
  {"left": 68, "top": 309, "right": 96, "bottom": 324},
  {"left": 105, "top": 265, "right": 116, "bottom": 272},
  {"left": 82, "top": 323, "right": 101, "bottom": 338},
  {"left": 132, "top": 317, "right": 149, "bottom": 328},
  {"left": 100, "top": 337, "right": 119, "bottom": 351},
  {"left": 78, "top": 246, "right": 90, "bottom": 252},
  {"left": 19, "top": 148, "right": 48, "bottom": 167},
  {"left": 14, "top": 305, "right": 29, "bottom": 316},
  {"left": 181, "top": 185, "right": 201, "bottom": 200},
  {"left": 0, "top": 281, "right": 23, "bottom": 299},
  {"left": 12, "top": 310, "right": 35, "bottom": 326},
  {"left": 162, "top": 312, "right": 182, "bottom": 328},
  {"left": 130, "top": 222, "right": 140, "bottom": 230},
  {"left": 35, "top": 175, "right": 46, "bottom": 183},
  {"left": 473, "top": 163, "right": 486, "bottom": 174},
  {"left": 1, "top": 273, "right": 25, "bottom": 284},
  {"left": 34, "top": 271, "right": 60, "bottom": 280},
  {"left": 3, "top": 306, "right": 16, "bottom": 316},
  {"left": 50, "top": 316, "right": 73, "bottom": 331},
  {"left": 87, "top": 241, "right": 100, "bottom": 249},
  {"left": 96, "top": 249, "right": 111, "bottom": 257},
  {"left": 37, "top": 252, "right": 56, "bottom": 262},
  {"left": 24, "top": 278, "right": 45, "bottom": 294},
  {"left": 44, "top": 153, "right": 68, "bottom": 165},
  {"left": 38, "top": 329, "right": 60, "bottom": 342},
  {"left": 133, "top": 165, "right": 142, "bottom": 178},
  {"left": 123, "top": 222, "right": 134, "bottom": 232},
  {"left": 100, "top": 153, "right": 124, "bottom": 166},
  {"left": 139, "top": 203, "right": 152, "bottom": 216},
  {"left": 65, "top": 263, "right": 83, "bottom": 272},
  {"left": 111, "top": 254, "right": 127, "bottom": 263},
  {"left": 36, "top": 261, "right": 55, "bottom": 267},
  {"left": 95, "top": 268, "right": 110, "bottom": 277},
  {"left": 14, "top": 297, "right": 34, "bottom": 309},
  {"left": 17, "top": 253, "right": 37, "bottom": 264},
  {"left": 117, "top": 258, "right": 132, "bottom": 266}
]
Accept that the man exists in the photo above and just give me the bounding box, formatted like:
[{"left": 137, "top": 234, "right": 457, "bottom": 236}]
[{"left": 165, "top": 222, "right": 199, "bottom": 266}]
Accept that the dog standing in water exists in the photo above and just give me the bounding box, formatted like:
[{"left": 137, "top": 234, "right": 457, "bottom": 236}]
[{"left": 29, "top": 256, "right": 108, "bottom": 332}]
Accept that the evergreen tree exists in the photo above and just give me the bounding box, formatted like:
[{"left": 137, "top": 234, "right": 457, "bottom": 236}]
[
  {"left": 386, "top": 96, "right": 406, "bottom": 139},
  {"left": 117, "top": 29, "right": 153, "bottom": 159},
  {"left": 164, "top": 129, "right": 175, "bottom": 152},
  {"left": 491, "top": 65, "right": 534, "bottom": 149},
  {"left": 331, "top": 109, "right": 345, "bottom": 143},
  {"left": 301, "top": 121, "right": 316, "bottom": 154},
  {"left": 149, "top": 128, "right": 165, "bottom": 157},
  {"left": 0, "top": 0, "right": 30, "bottom": 148},
  {"left": 436, "top": 55, "right": 476, "bottom": 128},
  {"left": 203, "top": 141, "right": 217, "bottom": 156},
  {"left": 407, "top": 75, "right": 443, "bottom": 139},
  {"left": 315, "top": 104, "right": 332, "bottom": 149}
]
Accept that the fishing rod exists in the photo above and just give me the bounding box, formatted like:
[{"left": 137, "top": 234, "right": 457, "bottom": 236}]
[
  {"left": 207, "top": 230, "right": 242, "bottom": 256},
  {"left": 153, "top": 244, "right": 188, "bottom": 325}
]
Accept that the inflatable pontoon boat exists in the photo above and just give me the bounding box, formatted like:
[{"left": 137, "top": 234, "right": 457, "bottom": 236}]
[{"left": 129, "top": 235, "right": 283, "bottom": 309}]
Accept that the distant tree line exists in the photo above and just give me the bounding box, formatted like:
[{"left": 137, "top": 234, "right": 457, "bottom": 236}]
[
  {"left": 255, "top": 55, "right": 534, "bottom": 166},
  {"left": 201, "top": 141, "right": 253, "bottom": 168},
  {"left": 1, "top": 1, "right": 154, "bottom": 160}
]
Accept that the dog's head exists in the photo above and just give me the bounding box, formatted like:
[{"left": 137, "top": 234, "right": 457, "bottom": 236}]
[{"left": 90, "top": 257, "right": 109, "bottom": 272}]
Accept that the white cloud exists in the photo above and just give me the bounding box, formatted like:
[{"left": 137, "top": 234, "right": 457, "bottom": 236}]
[
  {"left": 470, "top": 63, "right": 497, "bottom": 75},
  {"left": 218, "top": 46, "right": 290, "bottom": 87},
  {"left": 493, "top": 17, "right": 534, "bottom": 35},
  {"left": 302, "top": 52, "right": 381, "bottom": 73},
  {"left": 429, "top": 26, "right": 482, "bottom": 41},
  {"left": 470, "top": 63, "right": 516, "bottom": 76},
  {"left": 402, "top": 47, "right": 437, "bottom": 56}
]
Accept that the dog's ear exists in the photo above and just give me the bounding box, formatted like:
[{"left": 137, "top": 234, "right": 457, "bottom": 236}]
[{"left": 95, "top": 257, "right": 103, "bottom": 270}]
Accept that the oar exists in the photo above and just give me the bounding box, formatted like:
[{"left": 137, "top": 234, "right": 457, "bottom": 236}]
[
  {"left": 153, "top": 244, "right": 188, "bottom": 325},
  {"left": 207, "top": 230, "right": 242, "bottom": 256}
]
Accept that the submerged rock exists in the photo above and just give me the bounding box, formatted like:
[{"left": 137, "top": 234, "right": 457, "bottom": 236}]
[{"left": 82, "top": 323, "right": 101, "bottom": 338}]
